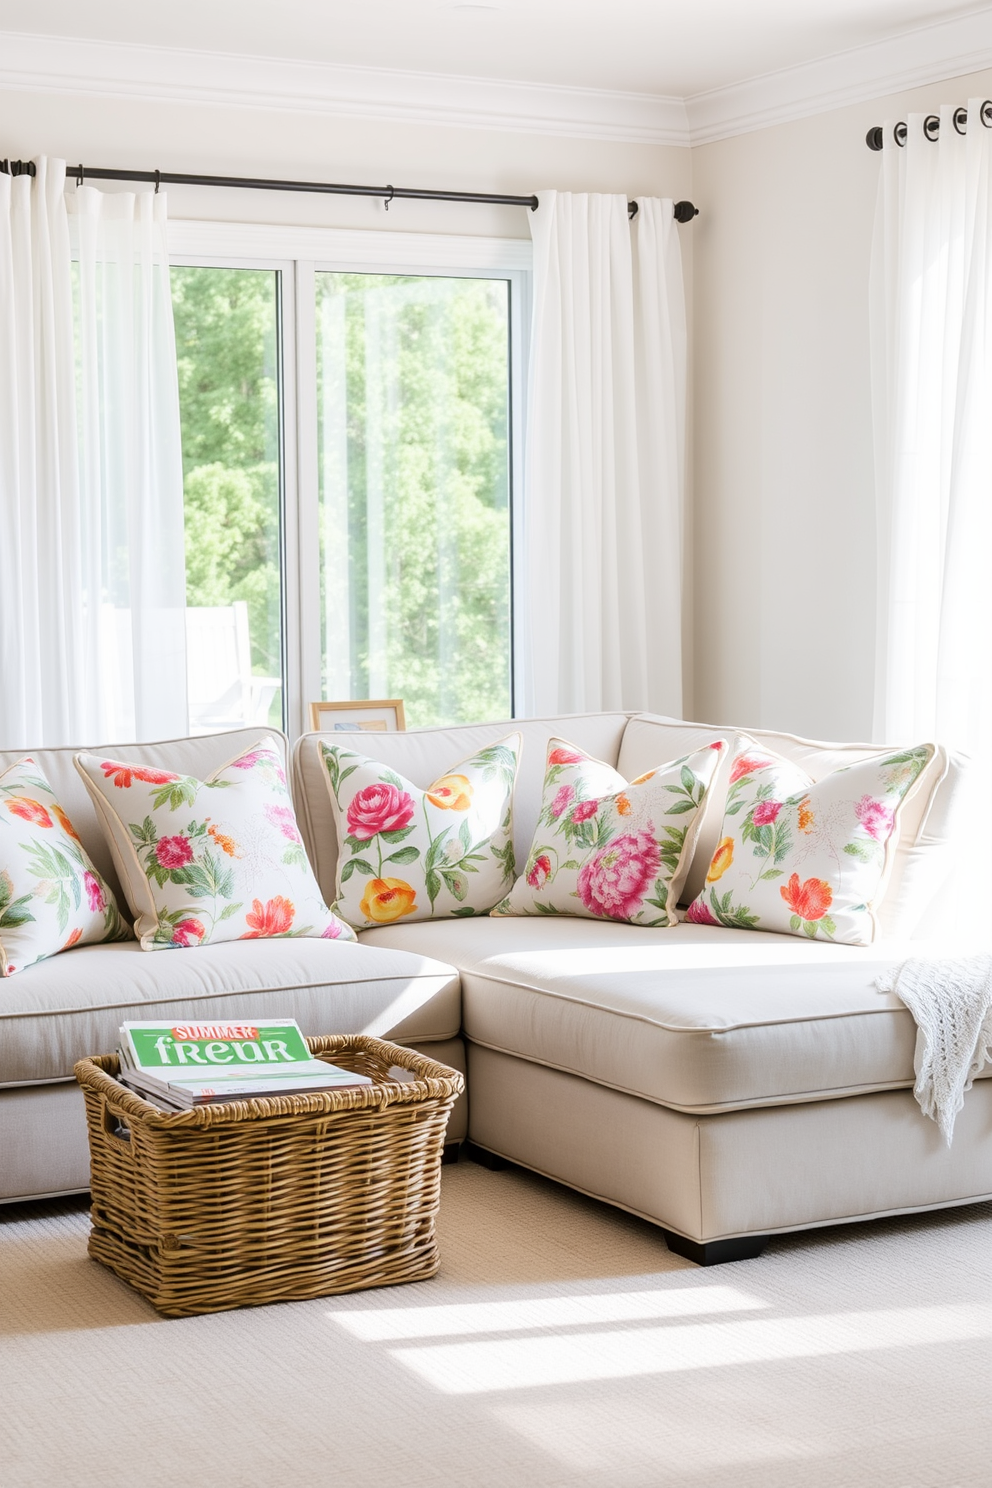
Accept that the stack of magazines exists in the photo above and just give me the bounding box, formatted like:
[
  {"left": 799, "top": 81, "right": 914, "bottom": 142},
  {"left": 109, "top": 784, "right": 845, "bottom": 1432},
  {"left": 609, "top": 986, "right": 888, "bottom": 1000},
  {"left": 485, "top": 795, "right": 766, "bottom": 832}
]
[{"left": 116, "top": 1018, "right": 373, "bottom": 1110}]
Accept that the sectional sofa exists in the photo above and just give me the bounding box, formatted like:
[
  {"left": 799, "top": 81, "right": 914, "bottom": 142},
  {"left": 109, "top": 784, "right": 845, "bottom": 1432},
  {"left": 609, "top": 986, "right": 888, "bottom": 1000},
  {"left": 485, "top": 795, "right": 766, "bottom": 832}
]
[{"left": 0, "top": 711, "right": 981, "bottom": 1265}]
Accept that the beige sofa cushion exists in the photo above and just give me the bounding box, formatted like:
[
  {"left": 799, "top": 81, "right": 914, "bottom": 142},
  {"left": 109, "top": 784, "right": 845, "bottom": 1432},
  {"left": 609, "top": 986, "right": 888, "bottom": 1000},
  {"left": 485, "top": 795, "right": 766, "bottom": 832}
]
[
  {"left": 0, "top": 727, "right": 288, "bottom": 919},
  {"left": 0, "top": 937, "right": 460, "bottom": 1086},
  {"left": 617, "top": 715, "right": 967, "bottom": 938},
  {"left": 294, "top": 713, "right": 629, "bottom": 908},
  {"left": 359, "top": 916, "right": 974, "bottom": 1114}
]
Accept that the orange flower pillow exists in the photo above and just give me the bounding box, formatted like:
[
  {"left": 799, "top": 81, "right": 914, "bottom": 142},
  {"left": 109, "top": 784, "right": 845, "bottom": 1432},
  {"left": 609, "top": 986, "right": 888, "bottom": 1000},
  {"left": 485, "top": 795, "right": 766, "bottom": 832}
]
[
  {"left": 685, "top": 738, "right": 935, "bottom": 944},
  {"left": 321, "top": 735, "right": 520, "bottom": 928},
  {"left": 75, "top": 741, "right": 354, "bottom": 950}
]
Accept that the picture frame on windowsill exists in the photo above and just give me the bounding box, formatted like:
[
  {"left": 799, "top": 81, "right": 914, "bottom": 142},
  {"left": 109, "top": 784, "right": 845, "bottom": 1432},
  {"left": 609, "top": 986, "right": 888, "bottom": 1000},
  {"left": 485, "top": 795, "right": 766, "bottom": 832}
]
[{"left": 308, "top": 699, "right": 407, "bottom": 734}]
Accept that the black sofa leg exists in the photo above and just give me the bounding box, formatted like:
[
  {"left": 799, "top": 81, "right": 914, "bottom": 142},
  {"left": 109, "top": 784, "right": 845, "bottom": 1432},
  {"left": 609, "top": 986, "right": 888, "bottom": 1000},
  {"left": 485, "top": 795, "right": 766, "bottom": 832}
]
[
  {"left": 663, "top": 1229, "right": 770, "bottom": 1265},
  {"left": 464, "top": 1141, "right": 510, "bottom": 1171}
]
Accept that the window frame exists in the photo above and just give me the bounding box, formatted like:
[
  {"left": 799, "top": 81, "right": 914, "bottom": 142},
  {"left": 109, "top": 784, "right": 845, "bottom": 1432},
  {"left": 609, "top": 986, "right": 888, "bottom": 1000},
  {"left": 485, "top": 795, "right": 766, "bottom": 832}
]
[{"left": 167, "top": 220, "right": 532, "bottom": 741}]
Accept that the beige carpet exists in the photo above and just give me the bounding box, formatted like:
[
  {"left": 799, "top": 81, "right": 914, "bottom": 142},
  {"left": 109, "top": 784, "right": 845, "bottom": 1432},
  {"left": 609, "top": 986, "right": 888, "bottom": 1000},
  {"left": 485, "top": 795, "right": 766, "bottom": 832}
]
[{"left": 4, "top": 1163, "right": 992, "bottom": 1488}]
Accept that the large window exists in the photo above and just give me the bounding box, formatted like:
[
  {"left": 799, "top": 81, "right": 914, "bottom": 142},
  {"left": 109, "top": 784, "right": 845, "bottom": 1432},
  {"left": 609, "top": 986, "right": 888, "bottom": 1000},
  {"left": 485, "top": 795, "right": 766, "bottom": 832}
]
[
  {"left": 168, "top": 231, "right": 526, "bottom": 739},
  {"left": 316, "top": 273, "right": 511, "bottom": 728}
]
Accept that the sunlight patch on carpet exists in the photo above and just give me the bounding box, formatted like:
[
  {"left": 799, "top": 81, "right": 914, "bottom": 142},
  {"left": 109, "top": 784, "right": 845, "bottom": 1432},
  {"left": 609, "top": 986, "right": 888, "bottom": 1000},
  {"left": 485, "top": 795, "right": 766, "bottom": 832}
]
[
  {"left": 327, "top": 1284, "right": 765, "bottom": 1340},
  {"left": 388, "top": 1301, "right": 992, "bottom": 1393}
]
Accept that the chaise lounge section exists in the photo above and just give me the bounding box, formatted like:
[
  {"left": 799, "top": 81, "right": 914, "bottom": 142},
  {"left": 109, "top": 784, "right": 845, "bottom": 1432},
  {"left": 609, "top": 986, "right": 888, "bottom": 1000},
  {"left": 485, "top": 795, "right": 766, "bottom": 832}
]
[{"left": 296, "top": 710, "right": 978, "bottom": 1263}]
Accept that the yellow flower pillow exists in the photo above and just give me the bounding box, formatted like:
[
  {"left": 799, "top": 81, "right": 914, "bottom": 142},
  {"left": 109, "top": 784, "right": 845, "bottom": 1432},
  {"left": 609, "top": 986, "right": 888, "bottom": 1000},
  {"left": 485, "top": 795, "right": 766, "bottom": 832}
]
[
  {"left": 321, "top": 735, "right": 520, "bottom": 928},
  {"left": 685, "top": 738, "right": 935, "bottom": 944}
]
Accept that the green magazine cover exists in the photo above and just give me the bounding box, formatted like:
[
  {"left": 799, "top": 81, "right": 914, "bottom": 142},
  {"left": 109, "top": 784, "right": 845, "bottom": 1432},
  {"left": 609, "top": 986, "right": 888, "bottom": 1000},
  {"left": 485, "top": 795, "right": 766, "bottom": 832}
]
[{"left": 123, "top": 1018, "right": 315, "bottom": 1075}]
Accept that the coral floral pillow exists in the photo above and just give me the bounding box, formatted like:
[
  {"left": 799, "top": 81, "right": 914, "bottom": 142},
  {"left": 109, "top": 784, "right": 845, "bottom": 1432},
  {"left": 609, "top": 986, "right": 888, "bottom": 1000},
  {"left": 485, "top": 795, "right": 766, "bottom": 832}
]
[
  {"left": 321, "top": 735, "right": 520, "bottom": 927},
  {"left": 493, "top": 737, "right": 725, "bottom": 926},
  {"left": 0, "top": 757, "right": 128, "bottom": 977},
  {"left": 685, "top": 739, "right": 935, "bottom": 944},
  {"left": 75, "top": 741, "right": 354, "bottom": 950}
]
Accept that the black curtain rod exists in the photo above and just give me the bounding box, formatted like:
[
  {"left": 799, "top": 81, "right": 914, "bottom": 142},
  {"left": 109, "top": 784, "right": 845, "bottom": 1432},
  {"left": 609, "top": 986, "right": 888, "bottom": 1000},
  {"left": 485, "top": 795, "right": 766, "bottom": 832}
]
[
  {"left": 866, "top": 99, "right": 992, "bottom": 150},
  {"left": 0, "top": 157, "right": 699, "bottom": 222}
]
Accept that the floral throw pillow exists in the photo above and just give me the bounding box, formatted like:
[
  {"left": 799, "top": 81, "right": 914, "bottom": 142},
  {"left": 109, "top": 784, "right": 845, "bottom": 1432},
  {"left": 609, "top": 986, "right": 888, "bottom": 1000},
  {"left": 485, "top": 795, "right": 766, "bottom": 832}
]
[
  {"left": 0, "top": 757, "right": 128, "bottom": 977},
  {"left": 685, "top": 739, "right": 935, "bottom": 944},
  {"left": 492, "top": 737, "right": 726, "bottom": 927},
  {"left": 321, "top": 735, "right": 521, "bottom": 927},
  {"left": 75, "top": 741, "right": 355, "bottom": 950}
]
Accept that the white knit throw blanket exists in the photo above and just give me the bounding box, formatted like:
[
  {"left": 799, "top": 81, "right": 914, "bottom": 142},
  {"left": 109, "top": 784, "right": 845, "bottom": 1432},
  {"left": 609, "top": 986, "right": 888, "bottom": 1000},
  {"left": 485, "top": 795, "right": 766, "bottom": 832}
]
[{"left": 876, "top": 954, "right": 992, "bottom": 1145}]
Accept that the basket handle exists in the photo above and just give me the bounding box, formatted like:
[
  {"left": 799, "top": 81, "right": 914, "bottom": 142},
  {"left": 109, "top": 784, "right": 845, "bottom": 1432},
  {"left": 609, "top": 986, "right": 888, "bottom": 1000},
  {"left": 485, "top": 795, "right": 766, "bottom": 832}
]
[{"left": 102, "top": 1102, "right": 134, "bottom": 1147}]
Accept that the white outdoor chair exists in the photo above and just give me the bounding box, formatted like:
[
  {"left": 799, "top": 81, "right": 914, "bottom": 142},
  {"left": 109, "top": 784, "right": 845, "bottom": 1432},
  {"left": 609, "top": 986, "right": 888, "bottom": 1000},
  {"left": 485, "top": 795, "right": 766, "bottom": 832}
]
[{"left": 185, "top": 602, "right": 281, "bottom": 734}]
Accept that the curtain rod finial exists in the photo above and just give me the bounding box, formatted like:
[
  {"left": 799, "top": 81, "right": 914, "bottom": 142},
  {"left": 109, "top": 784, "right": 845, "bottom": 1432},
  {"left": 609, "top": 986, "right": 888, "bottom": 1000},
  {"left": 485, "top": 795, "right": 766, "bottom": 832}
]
[{"left": 674, "top": 200, "right": 698, "bottom": 223}]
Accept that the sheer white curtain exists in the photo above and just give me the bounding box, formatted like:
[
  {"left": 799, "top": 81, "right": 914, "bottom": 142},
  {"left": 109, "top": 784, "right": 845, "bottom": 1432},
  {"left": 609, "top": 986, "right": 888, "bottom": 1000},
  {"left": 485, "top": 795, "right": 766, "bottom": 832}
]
[
  {"left": 72, "top": 183, "right": 188, "bottom": 743},
  {"left": 522, "top": 192, "right": 686, "bottom": 716},
  {"left": 0, "top": 159, "right": 87, "bottom": 745},
  {"left": 0, "top": 160, "right": 187, "bottom": 749},
  {"left": 871, "top": 104, "right": 992, "bottom": 935}
]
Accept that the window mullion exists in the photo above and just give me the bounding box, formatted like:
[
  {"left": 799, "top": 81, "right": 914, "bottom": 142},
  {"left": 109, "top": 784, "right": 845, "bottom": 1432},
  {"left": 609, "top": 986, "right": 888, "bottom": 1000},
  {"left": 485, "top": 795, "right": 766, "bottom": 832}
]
[
  {"left": 508, "top": 267, "right": 530, "bottom": 717},
  {"left": 289, "top": 259, "right": 320, "bottom": 740}
]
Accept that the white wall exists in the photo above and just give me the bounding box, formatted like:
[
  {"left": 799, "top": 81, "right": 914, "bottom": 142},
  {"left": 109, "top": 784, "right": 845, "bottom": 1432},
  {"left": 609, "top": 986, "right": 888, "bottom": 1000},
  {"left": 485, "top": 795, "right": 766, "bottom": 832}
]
[{"left": 691, "top": 64, "right": 992, "bottom": 743}]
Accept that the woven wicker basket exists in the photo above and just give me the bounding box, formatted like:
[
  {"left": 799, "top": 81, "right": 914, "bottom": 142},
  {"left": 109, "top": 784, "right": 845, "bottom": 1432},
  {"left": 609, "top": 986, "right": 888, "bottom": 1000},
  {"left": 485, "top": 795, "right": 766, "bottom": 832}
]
[{"left": 74, "top": 1035, "right": 464, "bottom": 1318}]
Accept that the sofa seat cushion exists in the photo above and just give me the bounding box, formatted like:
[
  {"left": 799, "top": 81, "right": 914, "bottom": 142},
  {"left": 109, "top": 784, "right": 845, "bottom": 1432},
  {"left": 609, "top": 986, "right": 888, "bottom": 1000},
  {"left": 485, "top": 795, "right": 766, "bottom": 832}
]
[
  {"left": 359, "top": 917, "right": 970, "bottom": 1114},
  {"left": 0, "top": 938, "right": 460, "bottom": 1086}
]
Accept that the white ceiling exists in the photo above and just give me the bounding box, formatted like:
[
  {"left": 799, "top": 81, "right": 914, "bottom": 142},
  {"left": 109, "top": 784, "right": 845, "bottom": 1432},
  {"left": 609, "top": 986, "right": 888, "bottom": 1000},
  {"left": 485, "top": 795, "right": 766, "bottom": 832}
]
[{"left": 1, "top": 0, "right": 991, "bottom": 98}]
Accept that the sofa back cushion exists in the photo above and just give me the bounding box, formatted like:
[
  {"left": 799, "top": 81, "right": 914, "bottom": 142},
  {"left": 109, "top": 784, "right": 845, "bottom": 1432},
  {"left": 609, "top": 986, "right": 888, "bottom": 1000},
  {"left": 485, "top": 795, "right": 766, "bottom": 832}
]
[
  {"left": 293, "top": 713, "right": 629, "bottom": 907},
  {"left": 0, "top": 728, "right": 289, "bottom": 921},
  {"left": 617, "top": 714, "right": 967, "bottom": 938}
]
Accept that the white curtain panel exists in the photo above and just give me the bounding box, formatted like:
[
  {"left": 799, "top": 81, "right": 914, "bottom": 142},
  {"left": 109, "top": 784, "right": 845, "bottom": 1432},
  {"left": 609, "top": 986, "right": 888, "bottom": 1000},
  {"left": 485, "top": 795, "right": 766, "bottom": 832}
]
[
  {"left": 0, "top": 159, "right": 87, "bottom": 746},
  {"left": 871, "top": 104, "right": 992, "bottom": 936},
  {"left": 522, "top": 192, "right": 687, "bottom": 716},
  {"left": 73, "top": 183, "right": 188, "bottom": 743},
  {"left": 0, "top": 163, "right": 188, "bottom": 748}
]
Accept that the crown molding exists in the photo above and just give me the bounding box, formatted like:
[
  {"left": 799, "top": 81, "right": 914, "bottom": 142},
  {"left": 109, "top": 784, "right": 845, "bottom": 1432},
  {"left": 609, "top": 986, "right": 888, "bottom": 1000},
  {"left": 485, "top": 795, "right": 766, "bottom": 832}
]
[
  {"left": 687, "top": 7, "right": 992, "bottom": 146},
  {"left": 0, "top": 31, "right": 689, "bottom": 147},
  {"left": 4, "top": 11, "right": 992, "bottom": 155}
]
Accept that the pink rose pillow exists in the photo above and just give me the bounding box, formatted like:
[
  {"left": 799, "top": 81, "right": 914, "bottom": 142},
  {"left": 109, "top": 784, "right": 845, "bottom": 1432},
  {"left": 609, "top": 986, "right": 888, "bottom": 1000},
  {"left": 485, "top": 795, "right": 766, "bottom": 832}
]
[
  {"left": 75, "top": 740, "right": 354, "bottom": 950},
  {"left": 321, "top": 735, "right": 520, "bottom": 927},
  {"left": 492, "top": 737, "right": 725, "bottom": 927},
  {"left": 685, "top": 738, "right": 935, "bottom": 944},
  {"left": 0, "top": 756, "right": 128, "bottom": 976}
]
